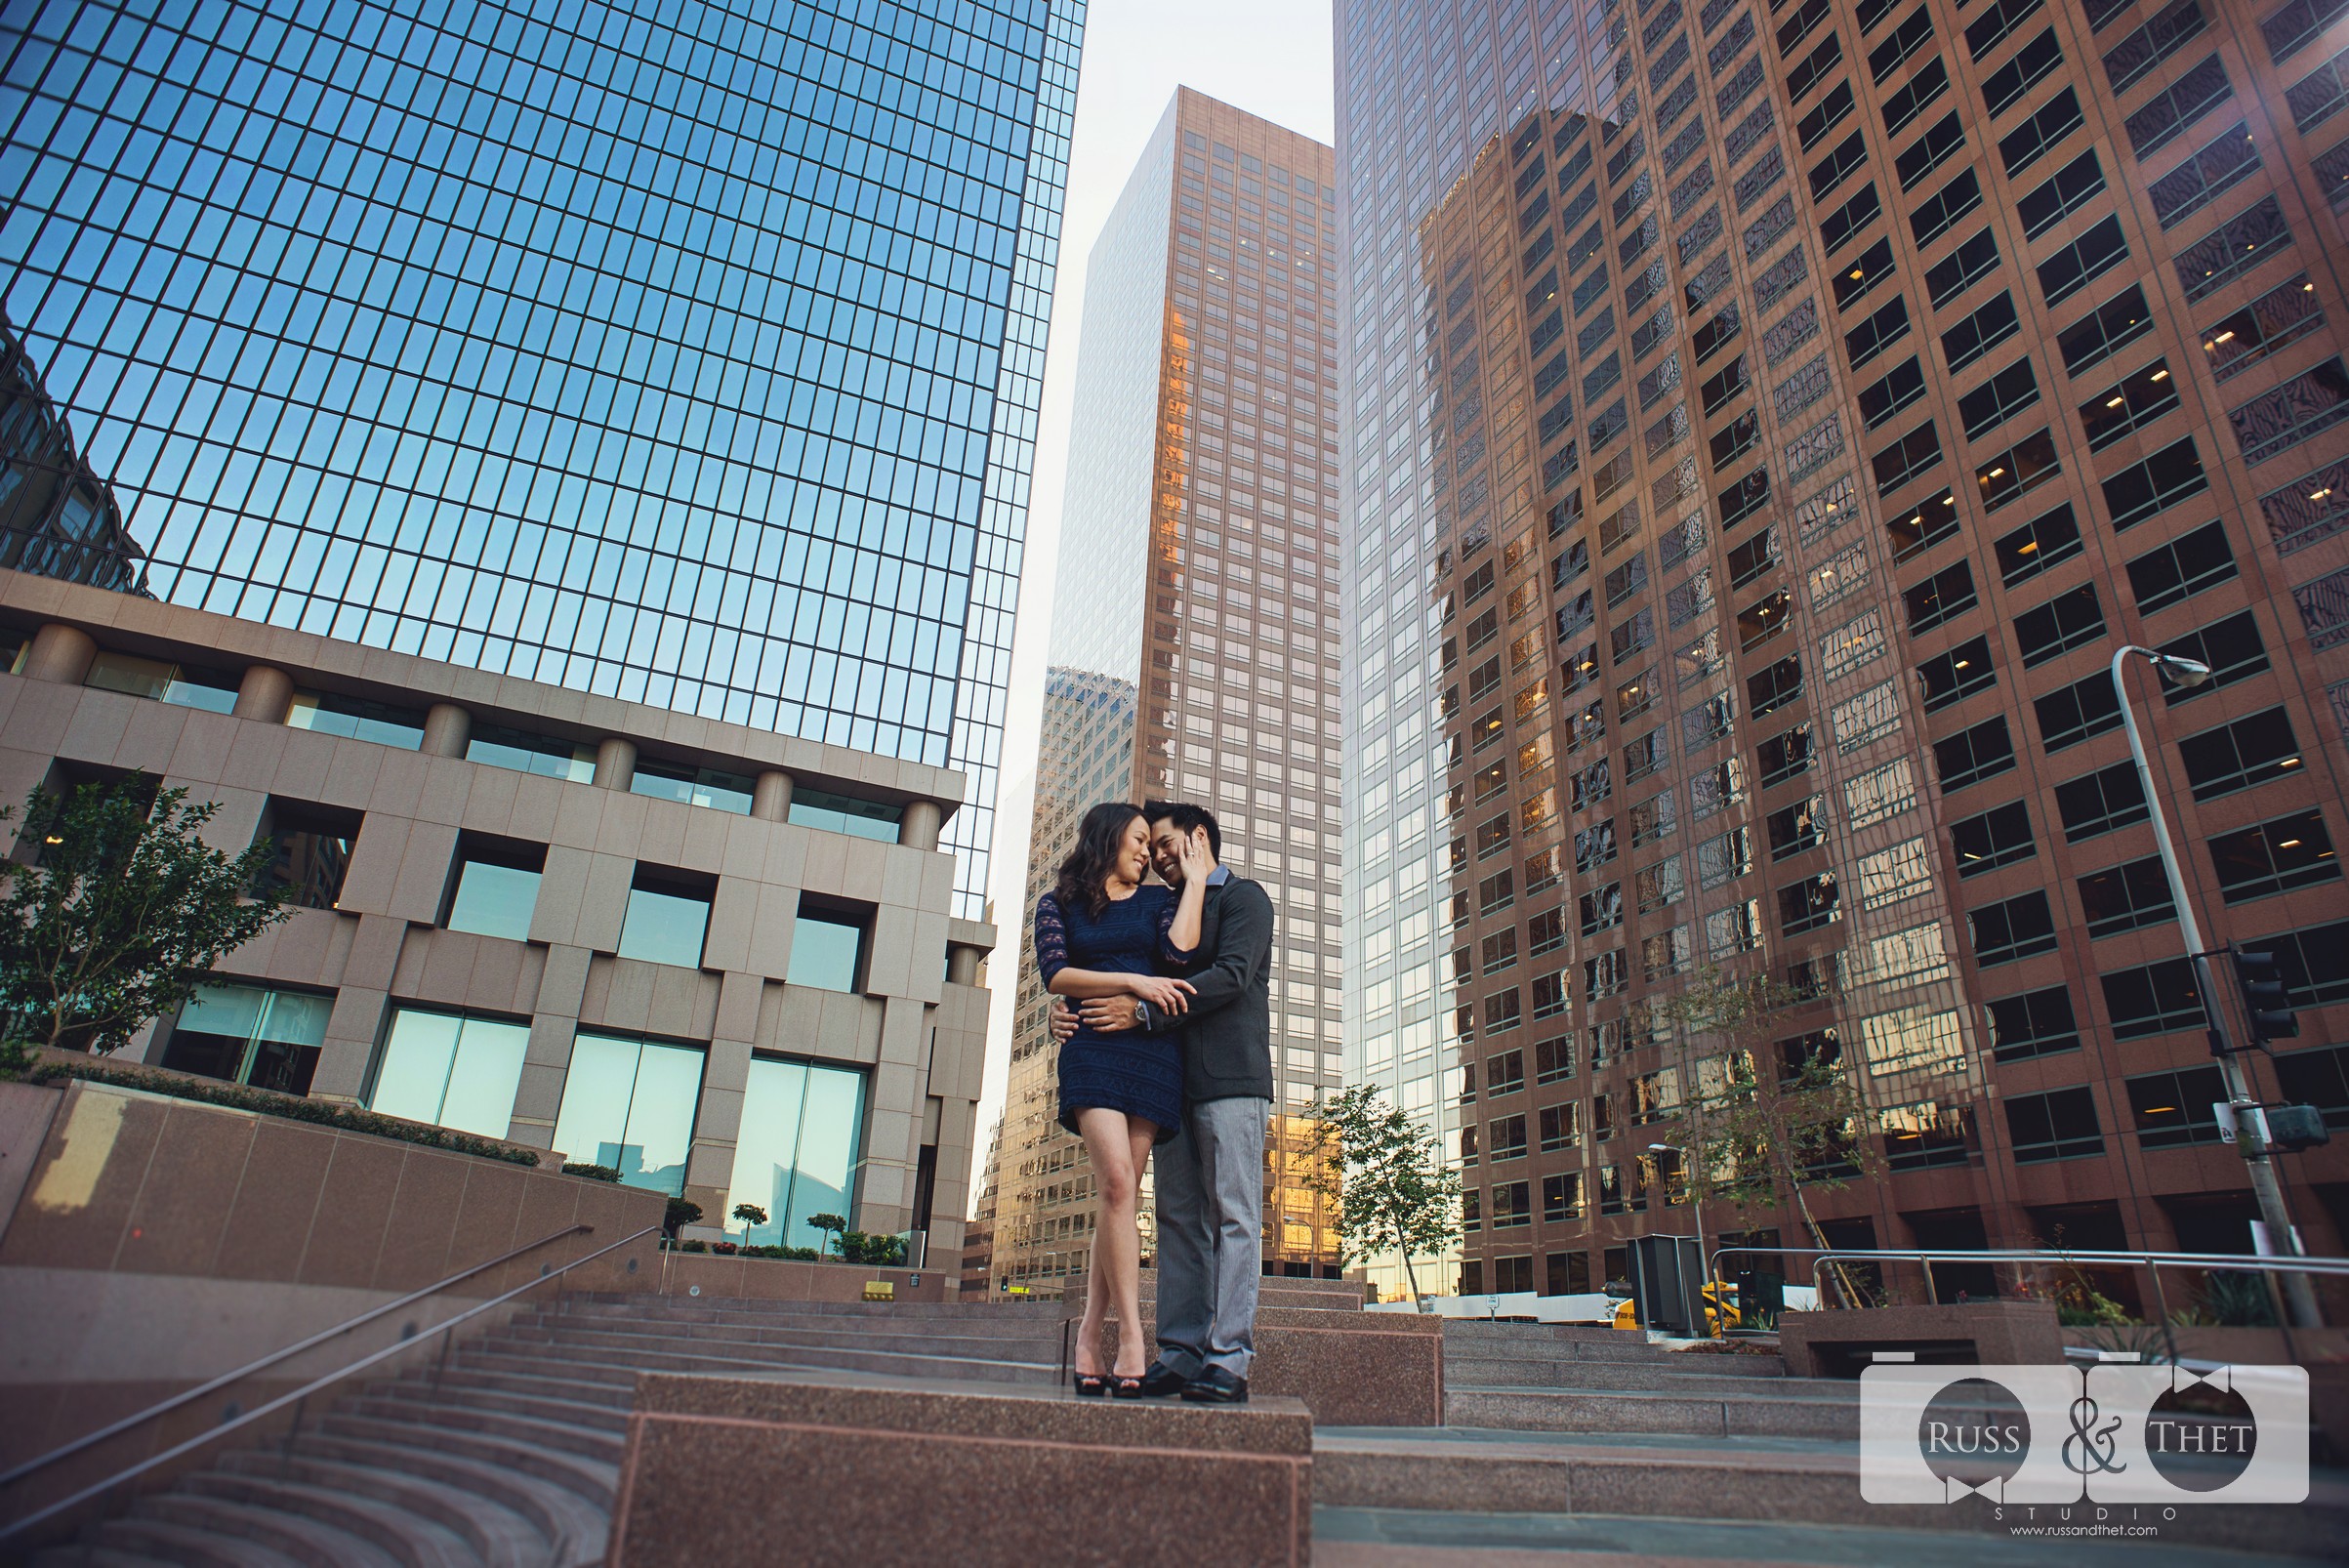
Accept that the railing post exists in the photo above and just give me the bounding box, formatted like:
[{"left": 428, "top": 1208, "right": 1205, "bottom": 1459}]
[{"left": 2147, "top": 1261, "right": 2179, "bottom": 1366}]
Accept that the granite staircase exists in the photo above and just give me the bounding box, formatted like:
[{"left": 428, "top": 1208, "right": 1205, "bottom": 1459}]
[
  {"left": 28, "top": 1294, "right": 1068, "bottom": 1568},
  {"left": 1315, "top": 1317, "right": 2349, "bottom": 1564}
]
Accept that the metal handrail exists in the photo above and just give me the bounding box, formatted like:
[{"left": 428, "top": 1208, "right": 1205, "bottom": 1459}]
[
  {"left": 1702, "top": 1243, "right": 2344, "bottom": 1363},
  {"left": 0, "top": 1221, "right": 659, "bottom": 1545},
  {"left": 0, "top": 1221, "right": 592, "bottom": 1491}
]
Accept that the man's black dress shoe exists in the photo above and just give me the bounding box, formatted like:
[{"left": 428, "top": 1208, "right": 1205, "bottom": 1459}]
[
  {"left": 1180, "top": 1367, "right": 1249, "bottom": 1404},
  {"left": 1136, "top": 1361, "right": 1190, "bottom": 1398}
]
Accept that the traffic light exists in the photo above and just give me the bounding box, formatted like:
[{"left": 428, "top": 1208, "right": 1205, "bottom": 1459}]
[{"left": 2231, "top": 948, "right": 2300, "bottom": 1044}]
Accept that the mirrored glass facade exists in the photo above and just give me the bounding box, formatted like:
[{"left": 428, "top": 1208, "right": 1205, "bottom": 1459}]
[{"left": 0, "top": 0, "right": 1085, "bottom": 917}]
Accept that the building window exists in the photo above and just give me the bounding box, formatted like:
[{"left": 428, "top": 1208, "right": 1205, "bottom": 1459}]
[
  {"left": 2018, "top": 150, "right": 2106, "bottom": 240},
  {"left": 1969, "top": 888, "right": 2057, "bottom": 963},
  {"left": 1987, "top": 985, "right": 2081, "bottom": 1062},
  {"left": 1942, "top": 293, "right": 2019, "bottom": 373},
  {"left": 253, "top": 799, "right": 360, "bottom": 912},
  {"left": 1491, "top": 1180, "right": 1532, "bottom": 1228},
  {"left": 1777, "top": 871, "right": 1840, "bottom": 934},
  {"left": 444, "top": 837, "right": 545, "bottom": 942},
  {"left": 1925, "top": 228, "right": 2000, "bottom": 309},
  {"left": 1885, "top": 486, "right": 1961, "bottom": 560},
  {"left": 1757, "top": 721, "right": 1814, "bottom": 786},
  {"left": 2005, "top": 1086, "right": 2103, "bottom": 1162},
  {"left": 2079, "top": 856, "right": 2175, "bottom": 937},
  {"left": 2158, "top": 610, "right": 2268, "bottom": 699},
  {"left": 1974, "top": 429, "right": 2062, "bottom": 513},
  {"left": 618, "top": 869, "right": 713, "bottom": 968},
  {"left": 467, "top": 724, "right": 597, "bottom": 782},
  {"left": 368, "top": 1008, "right": 531, "bottom": 1138},
  {"left": 1903, "top": 560, "right": 1977, "bottom": 635},
  {"left": 2055, "top": 761, "right": 2148, "bottom": 841},
  {"left": 2127, "top": 1065, "right": 2229, "bottom": 1149},
  {"left": 632, "top": 759, "right": 755, "bottom": 815},
  {"left": 1994, "top": 503, "right": 2082, "bottom": 587},
  {"left": 1917, "top": 635, "right": 1996, "bottom": 712},
  {"left": 2059, "top": 284, "right": 2155, "bottom": 377},
  {"left": 2274, "top": 1045, "right": 2349, "bottom": 1131},
  {"left": 1858, "top": 357, "right": 1928, "bottom": 430},
  {"left": 287, "top": 691, "right": 426, "bottom": 750},
  {"left": 1911, "top": 167, "right": 1983, "bottom": 245},
  {"left": 2036, "top": 214, "right": 2129, "bottom": 308},
  {"left": 2124, "top": 52, "right": 2231, "bottom": 159},
  {"left": 1959, "top": 358, "right": 2041, "bottom": 440},
  {"left": 83, "top": 650, "right": 238, "bottom": 713},
  {"left": 1935, "top": 715, "right": 2017, "bottom": 791},
  {"left": 723, "top": 1055, "right": 867, "bottom": 1251},
  {"left": 552, "top": 1032, "right": 705, "bottom": 1194},
  {"left": 2208, "top": 810, "right": 2339, "bottom": 902},
  {"left": 2126, "top": 520, "right": 2234, "bottom": 612},
  {"left": 2102, "top": 437, "right": 2208, "bottom": 530},
  {"left": 1951, "top": 800, "right": 2036, "bottom": 876},
  {"left": 2173, "top": 195, "right": 2290, "bottom": 306},
  {"left": 2200, "top": 272, "right": 2326, "bottom": 385},
  {"left": 2178, "top": 706, "right": 2301, "bottom": 800},
  {"left": 2101, "top": 957, "right": 2206, "bottom": 1039},
  {"left": 2035, "top": 671, "right": 2123, "bottom": 750},
  {"left": 2244, "top": 918, "right": 2349, "bottom": 1007},
  {"left": 790, "top": 906, "right": 868, "bottom": 993},
  {"left": 1845, "top": 297, "right": 1911, "bottom": 370},
  {"left": 161, "top": 983, "right": 334, "bottom": 1096},
  {"left": 2013, "top": 584, "right": 2104, "bottom": 666},
  {"left": 1536, "top": 1034, "right": 1578, "bottom": 1084},
  {"left": 2229, "top": 357, "right": 2349, "bottom": 466}
]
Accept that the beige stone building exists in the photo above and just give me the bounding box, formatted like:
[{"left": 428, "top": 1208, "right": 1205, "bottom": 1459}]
[{"left": 0, "top": 569, "right": 994, "bottom": 1274}]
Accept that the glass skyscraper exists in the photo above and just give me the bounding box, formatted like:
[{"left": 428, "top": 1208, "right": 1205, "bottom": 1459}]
[{"left": 0, "top": 0, "right": 1084, "bottom": 917}]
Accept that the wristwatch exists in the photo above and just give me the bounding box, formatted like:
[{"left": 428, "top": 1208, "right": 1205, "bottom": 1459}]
[{"left": 1133, "top": 1000, "right": 1155, "bottom": 1032}]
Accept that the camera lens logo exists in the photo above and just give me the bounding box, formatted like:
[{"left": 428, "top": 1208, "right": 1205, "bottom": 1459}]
[{"left": 1916, "top": 1378, "right": 2031, "bottom": 1501}]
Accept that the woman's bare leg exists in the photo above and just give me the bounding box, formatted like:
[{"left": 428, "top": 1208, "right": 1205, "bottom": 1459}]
[
  {"left": 1077, "top": 1107, "right": 1155, "bottom": 1381},
  {"left": 1115, "top": 1123, "right": 1158, "bottom": 1377}
]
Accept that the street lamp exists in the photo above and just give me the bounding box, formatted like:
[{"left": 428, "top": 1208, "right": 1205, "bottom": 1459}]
[
  {"left": 2110, "top": 645, "right": 2322, "bottom": 1328},
  {"left": 1649, "top": 1139, "right": 1717, "bottom": 1335}
]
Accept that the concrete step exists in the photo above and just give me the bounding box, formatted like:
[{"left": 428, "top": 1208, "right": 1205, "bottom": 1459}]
[
  {"left": 134, "top": 1490, "right": 409, "bottom": 1568},
  {"left": 218, "top": 1451, "right": 540, "bottom": 1568},
  {"left": 495, "top": 1327, "right": 1058, "bottom": 1385},
  {"left": 342, "top": 1390, "right": 628, "bottom": 1465},
  {"left": 319, "top": 1410, "right": 621, "bottom": 1506},
  {"left": 1444, "top": 1334, "right": 1690, "bottom": 1365},
  {"left": 294, "top": 1432, "right": 608, "bottom": 1563},
  {"left": 536, "top": 1300, "right": 1071, "bottom": 1340},
  {"left": 564, "top": 1290, "right": 1069, "bottom": 1322},
  {"left": 184, "top": 1468, "right": 483, "bottom": 1568},
  {"left": 356, "top": 1369, "right": 633, "bottom": 1433},
  {"left": 516, "top": 1313, "right": 1063, "bottom": 1361},
  {"left": 1444, "top": 1359, "right": 1813, "bottom": 1395},
  {"left": 1446, "top": 1384, "right": 1862, "bottom": 1440},
  {"left": 1438, "top": 1318, "right": 1636, "bottom": 1344},
  {"left": 1312, "top": 1429, "right": 2349, "bottom": 1560},
  {"left": 1444, "top": 1351, "right": 1790, "bottom": 1386},
  {"left": 45, "top": 1517, "right": 312, "bottom": 1568}
]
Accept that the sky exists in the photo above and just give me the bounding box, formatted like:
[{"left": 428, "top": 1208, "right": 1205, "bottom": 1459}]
[{"left": 966, "top": 1, "right": 1338, "bottom": 1195}]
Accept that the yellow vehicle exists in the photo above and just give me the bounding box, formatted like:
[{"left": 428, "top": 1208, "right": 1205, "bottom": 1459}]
[{"left": 1612, "top": 1280, "right": 1741, "bottom": 1335}]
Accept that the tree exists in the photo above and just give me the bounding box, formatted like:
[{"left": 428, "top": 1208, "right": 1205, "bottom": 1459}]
[
  {"left": 0, "top": 776, "right": 291, "bottom": 1057},
  {"left": 1303, "top": 1084, "right": 1463, "bottom": 1306},
  {"left": 663, "top": 1197, "right": 703, "bottom": 1241},
  {"left": 1650, "top": 967, "right": 1884, "bottom": 1307},
  {"left": 805, "top": 1212, "right": 847, "bottom": 1258},
  {"left": 731, "top": 1202, "right": 768, "bottom": 1243}
]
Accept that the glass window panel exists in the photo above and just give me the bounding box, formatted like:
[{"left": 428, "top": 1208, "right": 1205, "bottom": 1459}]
[
  {"left": 446, "top": 861, "right": 542, "bottom": 941},
  {"left": 788, "top": 788, "right": 905, "bottom": 843},
  {"left": 368, "top": 1010, "right": 463, "bottom": 1127},
  {"left": 555, "top": 1033, "right": 703, "bottom": 1195},
  {"left": 618, "top": 887, "right": 709, "bottom": 967},
  {"left": 789, "top": 916, "right": 865, "bottom": 993},
  {"left": 369, "top": 1009, "right": 526, "bottom": 1139}
]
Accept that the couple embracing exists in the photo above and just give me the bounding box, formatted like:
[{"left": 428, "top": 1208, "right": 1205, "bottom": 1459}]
[{"left": 1032, "top": 800, "right": 1273, "bottom": 1403}]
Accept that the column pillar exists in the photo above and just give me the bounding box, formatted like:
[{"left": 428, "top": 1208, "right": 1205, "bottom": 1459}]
[
  {"left": 901, "top": 799, "right": 943, "bottom": 850},
  {"left": 593, "top": 736, "right": 637, "bottom": 790},
  {"left": 946, "top": 943, "right": 982, "bottom": 987},
  {"left": 21, "top": 623, "right": 97, "bottom": 685},
  {"left": 232, "top": 664, "right": 295, "bottom": 723},
  {"left": 421, "top": 702, "right": 471, "bottom": 759},
  {"left": 752, "top": 768, "right": 795, "bottom": 822}
]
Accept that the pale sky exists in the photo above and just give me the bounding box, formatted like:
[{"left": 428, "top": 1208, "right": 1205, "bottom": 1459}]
[{"left": 966, "top": 3, "right": 1337, "bottom": 1198}]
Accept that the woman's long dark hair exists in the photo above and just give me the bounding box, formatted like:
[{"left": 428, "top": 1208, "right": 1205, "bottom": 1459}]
[{"left": 1052, "top": 802, "right": 1144, "bottom": 919}]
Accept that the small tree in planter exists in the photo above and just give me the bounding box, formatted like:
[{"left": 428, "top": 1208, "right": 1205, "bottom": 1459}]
[
  {"left": 1303, "top": 1084, "right": 1462, "bottom": 1307},
  {"left": 731, "top": 1202, "right": 768, "bottom": 1245},
  {"left": 0, "top": 775, "right": 292, "bottom": 1059},
  {"left": 805, "top": 1213, "right": 846, "bottom": 1259},
  {"left": 663, "top": 1197, "right": 703, "bottom": 1241}
]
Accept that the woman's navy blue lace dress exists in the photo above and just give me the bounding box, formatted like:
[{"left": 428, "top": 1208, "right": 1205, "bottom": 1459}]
[{"left": 1035, "top": 886, "right": 1186, "bottom": 1141}]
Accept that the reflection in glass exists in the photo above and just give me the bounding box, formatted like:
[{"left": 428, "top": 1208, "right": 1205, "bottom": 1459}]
[
  {"left": 83, "top": 651, "right": 238, "bottom": 713},
  {"left": 787, "top": 916, "right": 864, "bottom": 993},
  {"left": 787, "top": 788, "right": 903, "bottom": 843},
  {"left": 368, "top": 1010, "right": 529, "bottom": 1137},
  {"left": 447, "top": 861, "right": 542, "bottom": 941},
  {"left": 161, "top": 983, "right": 333, "bottom": 1095},
  {"left": 617, "top": 887, "right": 709, "bottom": 968},
  {"left": 631, "top": 760, "right": 755, "bottom": 815},
  {"left": 553, "top": 1034, "right": 704, "bottom": 1195},
  {"left": 467, "top": 725, "right": 596, "bottom": 782},
  {"left": 726, "top": 1057, "right": 867, "bottom": 1250}
]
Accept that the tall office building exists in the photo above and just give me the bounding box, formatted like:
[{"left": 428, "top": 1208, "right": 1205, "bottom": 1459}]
[
  {"left": 0, "top": 0, "right": 1084, "bottom": 921},
  {"left": 983, "top": 90, "right": 1349, "bottom": 1293},
  {"left": 1338, "top": 0, "right": 2349, "bottom": 1302}
]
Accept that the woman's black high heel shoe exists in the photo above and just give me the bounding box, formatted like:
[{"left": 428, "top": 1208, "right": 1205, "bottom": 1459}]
[
  {"left": 1109, "top": 1372, "right": 1147, "bottom": 1399},
  {"left": 1073, "top": 1371, "right": 1109, "bottom": 1397}
]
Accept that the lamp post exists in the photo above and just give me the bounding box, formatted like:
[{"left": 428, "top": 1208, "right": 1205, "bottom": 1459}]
[
  {"left": 1649, "top": 1139, "right": 1717, "bottom": 1335},
  {"left": 2110, "top": 646, "right": 2321, "bottom": 1329}
]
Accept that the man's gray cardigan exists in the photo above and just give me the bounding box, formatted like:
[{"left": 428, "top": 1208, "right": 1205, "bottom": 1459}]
[{"left": 1143, "top": 872, "right": 1276, "bottom": 1104}]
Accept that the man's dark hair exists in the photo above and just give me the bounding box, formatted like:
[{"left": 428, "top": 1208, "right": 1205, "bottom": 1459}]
[{"left": 1142, "top": 799, "right": 1220, "bottom": 860}]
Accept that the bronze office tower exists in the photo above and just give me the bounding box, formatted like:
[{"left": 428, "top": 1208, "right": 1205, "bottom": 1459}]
[
  {"left": 984, "top": 90, "right": 1348, "bottom": 1294},
  {"left": 1337, "top": 0, "right": 2349, "bottom": 1304}
]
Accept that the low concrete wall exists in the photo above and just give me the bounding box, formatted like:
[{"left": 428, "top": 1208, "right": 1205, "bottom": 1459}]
[
  {"left": 1778, "top": 1301, "right": 2063, "bottom": 1378},
  {"left": 0, "top": 1075, "right": 665, "bottom": 1474},
  {"left": 657, "top": 1251, "right": 949, "bottom": 1302},
  {"left": 610, "top": 1370, "right": 1313, "bottom": 1566}
]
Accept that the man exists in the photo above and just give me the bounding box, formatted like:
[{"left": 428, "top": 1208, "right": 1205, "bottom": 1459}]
[{"left": 1051, "top": 800, "right": 1274, "bottom": 1403}]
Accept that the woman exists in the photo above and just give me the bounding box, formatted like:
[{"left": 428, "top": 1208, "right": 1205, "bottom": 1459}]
[{"left": 1033, "top": 802, "right": 1207, "bottom": 1395}]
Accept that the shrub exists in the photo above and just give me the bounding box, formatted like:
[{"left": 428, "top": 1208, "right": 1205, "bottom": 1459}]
[
  {"left": 663, "top": 1197, "right": 703, "bottom": 1239},
  {"left": 565, "top": 1163, "right": 622, "bottom": 1183}
]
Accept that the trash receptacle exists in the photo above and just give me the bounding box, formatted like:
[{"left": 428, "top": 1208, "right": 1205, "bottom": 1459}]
[{"left": 1626, "top": 1234, "right": 1710, "bottom": 1336}]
